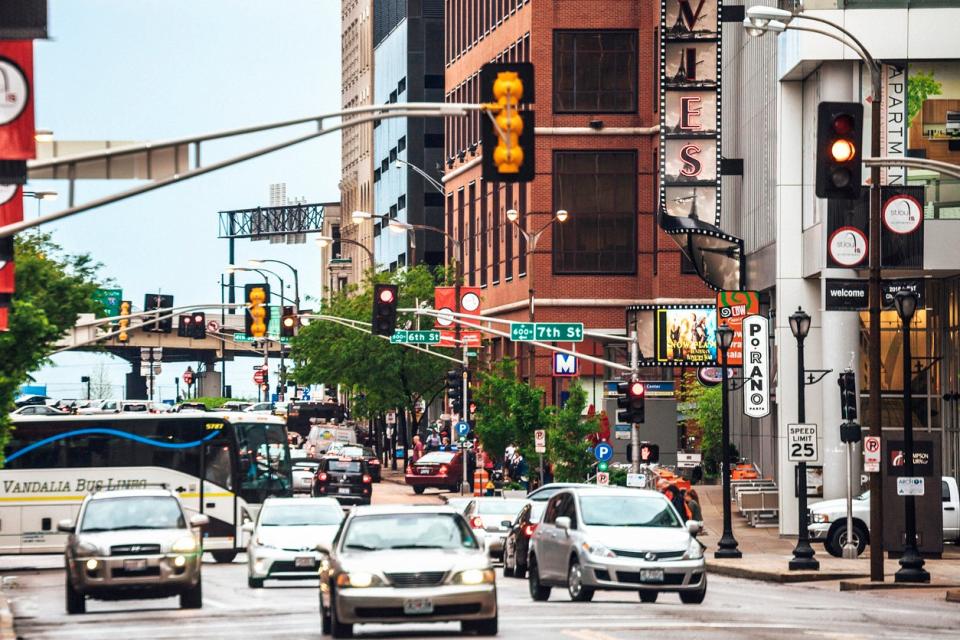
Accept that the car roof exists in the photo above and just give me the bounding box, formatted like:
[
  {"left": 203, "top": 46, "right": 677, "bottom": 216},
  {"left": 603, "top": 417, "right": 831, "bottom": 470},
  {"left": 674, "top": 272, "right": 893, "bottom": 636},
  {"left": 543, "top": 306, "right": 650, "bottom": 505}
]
[
  {"left": 87, "top": 488, "right": 178, "bottom": 501},
  {"left": 348, "top": 505, "right": 458, "bottom": 517},
  {"left": 10, "top": 411, "right": 285, "bottom": 424},
  {"left": 263, "top": 496, "right": 339, "bottom": 507},
  {"left": 562, "top": 487, "right": 665, "bottom": 499}
]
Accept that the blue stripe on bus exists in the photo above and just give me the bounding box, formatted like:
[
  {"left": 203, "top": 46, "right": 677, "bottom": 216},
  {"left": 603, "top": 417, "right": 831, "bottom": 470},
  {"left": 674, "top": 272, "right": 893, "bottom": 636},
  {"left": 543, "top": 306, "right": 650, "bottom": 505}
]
[{"left": 6, "top": 428, "right": 220, "bottom": 463}]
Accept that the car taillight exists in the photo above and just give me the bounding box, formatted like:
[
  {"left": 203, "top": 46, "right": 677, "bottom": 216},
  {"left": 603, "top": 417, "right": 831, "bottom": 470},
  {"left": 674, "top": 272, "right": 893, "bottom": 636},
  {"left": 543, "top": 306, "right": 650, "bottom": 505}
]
[
  {"left": 362, "top": 474, "right": 372, "bottom": 484},
  {"left": 369, "top": 458, "right": 380, "bottom": 465},
  {"left": 469, "top": 516, "right": 484, "bottom": 529},
  {"left": 317, "top": 472, "right": 328, "bottom": 482},
  {"left": 439, "top": 465, "right": 448, "bottom": 476},
  {"left": 523, "top": 524, "right": 538, "bottom": 538}
]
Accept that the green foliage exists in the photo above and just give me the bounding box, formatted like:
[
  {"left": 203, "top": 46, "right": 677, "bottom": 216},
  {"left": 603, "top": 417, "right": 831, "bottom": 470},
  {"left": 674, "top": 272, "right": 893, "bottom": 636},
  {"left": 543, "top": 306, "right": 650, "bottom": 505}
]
[
  {"left": 908, "top": 70, "right": 942, "bottom": 125},
  {"left": 191, "top": 397, "right": 233, "bottom": 410},
  {"left": 545, "top": 381, "right": 598, "bottom": 482},
  {"left": 473, "top": 359, "right": 544, "bottom": 461},
  {"left": 690, "top": 383, "right": 723, "bottom": 475},
  {"left": 0, "top": 234, "right": 104, "bottom": 465},
  {"left": 291, "top": 266, "right": 449, "bottom": 417},
  {"left": 609, "top": 466, "right": 628, "bottom": 487}
]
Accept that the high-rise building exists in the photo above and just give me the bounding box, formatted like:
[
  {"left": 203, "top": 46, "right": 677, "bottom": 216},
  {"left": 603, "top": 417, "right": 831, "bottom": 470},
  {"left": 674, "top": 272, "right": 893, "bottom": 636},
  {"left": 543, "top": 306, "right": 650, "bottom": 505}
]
[
  {"left": 372, "top": 0, "right": 445, "bottom": 271},
  {"left": 340, "top": 0, "right": 376, "bottom": 284},
  {"left": 443, "top": 1, "right": 712, "bottom": 405}
]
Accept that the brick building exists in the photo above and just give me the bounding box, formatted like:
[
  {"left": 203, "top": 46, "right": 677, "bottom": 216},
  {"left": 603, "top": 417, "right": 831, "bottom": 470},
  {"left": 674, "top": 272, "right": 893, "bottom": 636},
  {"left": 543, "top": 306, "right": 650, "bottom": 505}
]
[{"left": 443, "top": 0, "right": 713, "bottom": 405}]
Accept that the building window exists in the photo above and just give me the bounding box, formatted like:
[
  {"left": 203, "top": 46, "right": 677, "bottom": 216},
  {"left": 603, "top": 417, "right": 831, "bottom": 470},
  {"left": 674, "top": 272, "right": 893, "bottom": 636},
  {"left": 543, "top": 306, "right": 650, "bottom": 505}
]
[
  {"left": 553, "top": 30, "right": 638, "bottom": 113},
  {"left": 389, "top": 204, "right": 398, "bottom": 218},
  {"left": 398, "top": 136, "right": 406, "bottom": 152},
  {"left": 374, "top": 168, "right": 381, "bottom": 183},
  {"left": 398, "top": 77, "right": 406, "bottom": 95},
  {"left": 425, "top": 74, "right": 444, "bottom": 89},
  {"left": 397, "top": 195, "right": 406, "bottom": 210},
  {"left": 381, "top": 158, "right": 389, "bottom": 173},
  {"left": 469, "top": 182, "right": 477, "bottom": 286},
  {"left": 553, "top": 151, "right": 636, "bottom": 274},
  {"left": 390, "top": 147, "right": 398, "bottom": 163},
  {"left": 389, "top": 90, "right": 398, "bottom": 104},
  {"left": 480, "top": 180, "right": 488, "bottom": 287}
]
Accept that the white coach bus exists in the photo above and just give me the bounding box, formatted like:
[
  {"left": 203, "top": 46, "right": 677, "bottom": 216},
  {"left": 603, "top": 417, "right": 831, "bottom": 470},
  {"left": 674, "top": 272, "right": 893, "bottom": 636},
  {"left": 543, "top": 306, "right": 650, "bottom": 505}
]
[{"left": 1, "top": 412, "right": 293, "bottom": 561}]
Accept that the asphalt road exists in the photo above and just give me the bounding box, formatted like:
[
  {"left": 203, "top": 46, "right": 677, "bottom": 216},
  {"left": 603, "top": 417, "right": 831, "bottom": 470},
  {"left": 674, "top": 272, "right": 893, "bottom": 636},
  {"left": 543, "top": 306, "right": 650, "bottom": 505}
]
[{"left": 5, "top": 481, "right": 960, "bottom": 639}]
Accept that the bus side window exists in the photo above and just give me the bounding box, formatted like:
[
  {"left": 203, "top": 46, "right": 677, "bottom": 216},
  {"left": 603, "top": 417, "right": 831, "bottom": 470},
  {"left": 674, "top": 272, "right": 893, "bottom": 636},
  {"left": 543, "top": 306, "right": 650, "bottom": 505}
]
[{"left": 204, "top": 443, "right": 233, "bottom": 491}]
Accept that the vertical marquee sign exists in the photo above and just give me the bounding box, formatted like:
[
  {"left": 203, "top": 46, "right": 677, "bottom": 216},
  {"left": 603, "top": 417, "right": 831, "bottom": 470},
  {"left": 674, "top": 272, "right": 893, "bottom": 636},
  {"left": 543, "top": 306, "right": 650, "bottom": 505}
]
[{"left": 659, "top": 0, "right": 741, "bottom": 291}]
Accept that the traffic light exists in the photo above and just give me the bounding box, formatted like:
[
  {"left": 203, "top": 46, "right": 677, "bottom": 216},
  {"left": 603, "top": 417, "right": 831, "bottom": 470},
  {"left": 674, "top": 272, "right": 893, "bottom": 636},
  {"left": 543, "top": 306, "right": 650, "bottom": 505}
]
[
  {"left": 143, "top": 294, "right": 174, "bottom": 333},
  {"left": 629, "top": 380, "right": 646, "bottom": 424},
  {"left": 372, "top": 284, "right": 398, "bottom": 336},
  {"left": 446, "top": 369, "right": 462, "bottom": 414},
  {"left": 245, "top": 283, "right": 271, "bottom": 338},
  {"left": 838, "top": 369, "right": 857, "bottom": 422},
  {"left": 616, "top": 381, "right": 632, "bottom": 423},
  {"left": 816, "top": 101, "right": 863, "bottom": 199},
  {"left": 177, "top": 314, "right": 193, "bottom": 338},
  {"left": 280, "top": 306, "right": 297, "bottom": 338},
  {"left": 192, "top": 312, "right": 206, "bottom": 339},
  {"left": 481, "top": 62, "right": 535, "bottom": 183},
  {"left": 118, "top": 300, "right": 131, "bottom": 343}
]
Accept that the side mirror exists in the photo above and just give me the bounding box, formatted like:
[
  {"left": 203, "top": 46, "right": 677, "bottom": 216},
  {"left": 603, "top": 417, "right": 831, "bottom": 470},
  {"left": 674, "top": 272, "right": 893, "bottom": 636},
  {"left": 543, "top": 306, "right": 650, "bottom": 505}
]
[
  {"left": 241, "top": 522, "right": 255, "bottom": 534},
  {"left": 190, "top": 513, "right": 210, "bottom": 528},
  {"left": 686, "top": 520, "right": 703, "bottom": 536},
  {"left": 315, "top": 541, "right": 332, "bottom": 554},
  {"left": 500, "top": 520, "right": 513, "bottom": 529},
  {"left": 555, "top": 516, "right": 571, "bottom": 531},
  {"left": 57, "top": 519, "right": 75, "bottom": 533}
]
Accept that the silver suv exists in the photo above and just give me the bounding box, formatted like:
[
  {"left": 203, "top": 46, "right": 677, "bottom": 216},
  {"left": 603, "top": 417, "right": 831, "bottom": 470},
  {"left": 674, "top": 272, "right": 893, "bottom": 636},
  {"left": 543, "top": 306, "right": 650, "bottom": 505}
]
[
  {"left": 59, "top": 489, "right": 209, "bottom": 614},
  {"left": 527, "top": 487, "right": 706, "bottom": 604}
]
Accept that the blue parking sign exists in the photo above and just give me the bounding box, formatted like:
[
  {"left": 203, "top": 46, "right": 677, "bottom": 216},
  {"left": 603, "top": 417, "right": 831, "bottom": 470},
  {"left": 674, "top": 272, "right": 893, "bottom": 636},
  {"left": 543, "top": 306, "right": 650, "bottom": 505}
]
[
  {"left": 455, "top": 421, "right": 470, "bottom": 439},
  {"left": 594, "top": 442, "right": 613, "bottom": 463}
]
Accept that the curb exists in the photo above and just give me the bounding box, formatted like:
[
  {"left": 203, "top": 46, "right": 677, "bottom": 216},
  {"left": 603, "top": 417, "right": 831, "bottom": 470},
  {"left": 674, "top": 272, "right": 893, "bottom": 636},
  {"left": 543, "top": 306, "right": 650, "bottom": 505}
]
[
  {"left": 0, "top": 592, "right": 15, "bottom": 640},
  {"left": 706, "top": 560, "right": 868, "bottom": 583},
  {"left": 840, "top": 579, "right": 960, "bottom": 592}
]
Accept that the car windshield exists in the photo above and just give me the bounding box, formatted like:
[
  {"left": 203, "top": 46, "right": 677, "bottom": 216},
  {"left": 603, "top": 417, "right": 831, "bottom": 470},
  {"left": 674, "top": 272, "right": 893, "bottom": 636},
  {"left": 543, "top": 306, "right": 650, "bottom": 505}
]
[
  {"left": 476, "top": 499, "right": 528, "bottom": 516},
  {"left": 418, "top": 452, "right": 455, "bottom": 464},
  {"left": 260, "top": 503, "right": 344, "bottom": 527},
  {"left": 579, "top": 495, "right": 681, "bottom": 528},
  {"left": 341, "top": 513, "right": 478, "bottom": 551},
  {"left": 327, "top": 460, "right": 362, "bottom": 472},
  {"left": 80, "top": 497, "right": 185, "bottom": 532},
  {"left": 293, "top": 461, "right": 320, "bottom": 471}
]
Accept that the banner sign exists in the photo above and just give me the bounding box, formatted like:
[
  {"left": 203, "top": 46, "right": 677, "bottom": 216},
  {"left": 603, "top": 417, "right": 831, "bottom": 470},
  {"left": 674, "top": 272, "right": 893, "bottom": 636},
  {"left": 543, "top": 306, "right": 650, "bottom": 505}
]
[
  {"left": 741, "top": 315, "right": 770, "bottom": 418},
  {"left": 0, "top": 40, "right": 36, "bottom": 160},
  {"left": 716, "top": 290, "right": 758, "bottom": 366},
  {"left": 825, "top": 279, "right": 868, "bottom": 311},
  {"left": 882, "top": 279, "right": 924, "bottom": 309},
  {"left": 881, "top": 186, "right": 924, "bottom": 268}
]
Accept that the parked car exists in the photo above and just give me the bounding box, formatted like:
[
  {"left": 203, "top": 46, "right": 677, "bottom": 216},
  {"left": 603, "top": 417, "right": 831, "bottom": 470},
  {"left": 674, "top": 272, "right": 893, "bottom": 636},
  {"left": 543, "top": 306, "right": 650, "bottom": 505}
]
[
  {"left": 59, "top": 489, "right": 208, "bottom": 614},
  {"left": 527, "top": 487, "right": 706, "bottom": 604},
  {"left": 11, "top": 404, "right": 66, "bottom": 416},
  {"left": 462, "top": 498, "right": 530, "bottom": 562},
  {"left": 340, "top": 445, "right": 382, "bottom": 482},
  {"left": 808, "top": 476, "right": 960, "bottom": 557},
  {"left": 503, "top": 501, "right": 546, "bottom": 578},
  {"left": 220, "top": 401, "right": 253, "bottom": 412},
  {"left": 405, "top": 450, "right": 464, "bottom": 494},
  {"left": 318, "top": 505, "right": 497, "bottom": 637},
  {"left": 292, "top": 459, "right": 321, "bottom": 494},
  {"left": 313, "top": 457, "right": 373, "bottom": 505},
  {"left": 244, "top": 497, "right": 344, "bottom": 588}
]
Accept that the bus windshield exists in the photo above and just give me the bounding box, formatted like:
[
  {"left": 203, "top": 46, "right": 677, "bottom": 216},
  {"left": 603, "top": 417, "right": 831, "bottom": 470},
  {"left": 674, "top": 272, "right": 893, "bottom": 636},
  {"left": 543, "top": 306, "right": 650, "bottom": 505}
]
[{"left": 236, "top": 422, "right": 292, "bottom": 497}]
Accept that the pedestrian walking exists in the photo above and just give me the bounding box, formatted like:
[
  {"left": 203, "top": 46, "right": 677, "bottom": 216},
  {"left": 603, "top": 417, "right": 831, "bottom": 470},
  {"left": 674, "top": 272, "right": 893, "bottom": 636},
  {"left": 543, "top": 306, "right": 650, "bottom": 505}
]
[{"left": 412, "top": 435, "right": 425, "bottom": 462}]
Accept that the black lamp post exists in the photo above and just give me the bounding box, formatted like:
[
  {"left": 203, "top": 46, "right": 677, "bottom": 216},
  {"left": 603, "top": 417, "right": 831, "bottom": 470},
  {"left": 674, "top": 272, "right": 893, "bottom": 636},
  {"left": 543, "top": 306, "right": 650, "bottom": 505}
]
[
  {"left": 788, "top": 307, "right": 819, "bottom": 570},
  {"left": 893, "top": 290, "right": 930, "bottom": 583},
  {"left": 715, "top": 325, "right": 742, "bottom": 558}
]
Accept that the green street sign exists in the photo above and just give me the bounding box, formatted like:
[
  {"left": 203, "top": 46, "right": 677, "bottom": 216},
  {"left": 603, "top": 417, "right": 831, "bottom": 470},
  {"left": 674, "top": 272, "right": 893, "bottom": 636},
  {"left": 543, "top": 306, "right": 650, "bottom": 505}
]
[
  {"left": 510, "top": 322, "right": 536, "bottom": 341},
  {"left": 93, "top": 288, "right": 122, "bottom": 318},
  {"left": 511, "top": 322, "right": 584, "bottom": 342},
  {"left": 390, "top": 330, "right": 441, "bottom": 345},
  {"left": 234, "top": 333, "right": 290, "bottom": 344}
]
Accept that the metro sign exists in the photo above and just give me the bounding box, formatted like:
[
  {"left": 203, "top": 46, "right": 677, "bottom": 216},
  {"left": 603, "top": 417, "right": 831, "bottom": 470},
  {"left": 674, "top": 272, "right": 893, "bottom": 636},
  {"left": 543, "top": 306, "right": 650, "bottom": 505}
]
[{"left": 553, "top": 353, "right": 579, "bottom": 377}]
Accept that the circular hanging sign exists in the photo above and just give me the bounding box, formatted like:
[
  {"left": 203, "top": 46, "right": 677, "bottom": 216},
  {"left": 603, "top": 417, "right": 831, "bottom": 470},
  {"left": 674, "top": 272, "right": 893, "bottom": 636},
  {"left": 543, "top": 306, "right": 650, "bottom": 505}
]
[
  {"left": 882, "top": 194, "right": 923, "bottom": 235},
  {"left": 697, "top": 367, "right": 737, "bottom": 387},
  {"left": 0, "top": 184, "right": 16, "bottom": 207},
  {"left": 460, "top": 291, "right": 481, "bottom": 312},
  {"left": 828, "top": 226, "right": 868, "bottom": 267},
  {"left": 0, "top": 58, "right": 29, "bottom": 126}
]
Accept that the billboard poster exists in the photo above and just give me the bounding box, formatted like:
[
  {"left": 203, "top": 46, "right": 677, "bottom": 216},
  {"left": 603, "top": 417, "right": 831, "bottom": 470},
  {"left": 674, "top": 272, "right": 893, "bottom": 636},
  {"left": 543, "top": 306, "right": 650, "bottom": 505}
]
[
  {"left": 655, "top": 306, "right": 718, "bottom": 365},
  {"left": 715, "top": 290, "right": 758, "bottom": 366}
]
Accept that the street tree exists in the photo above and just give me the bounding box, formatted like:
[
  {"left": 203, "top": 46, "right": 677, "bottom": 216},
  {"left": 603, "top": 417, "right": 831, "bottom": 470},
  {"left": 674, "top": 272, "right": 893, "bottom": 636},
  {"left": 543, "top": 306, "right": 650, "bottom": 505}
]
[
  {"left": 0, "top": 234, "right": 104, "bottom": 463},
  {"left": 545, "top": 381, "right": 599, "bottom": 482},
  {"left": 472, "top": 359, "right": 544, "bottom": 462}
]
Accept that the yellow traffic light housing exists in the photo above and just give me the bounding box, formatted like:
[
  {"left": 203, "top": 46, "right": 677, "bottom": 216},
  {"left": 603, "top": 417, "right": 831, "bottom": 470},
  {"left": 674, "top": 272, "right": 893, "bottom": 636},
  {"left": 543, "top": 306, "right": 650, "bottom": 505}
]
[
  {"left": 244, "top": 283, "right": 271, "bottom": 338},
  {"left": 481, "top": 62, "right": 535, "bottom": 183},
  {"left": 118, "top": 300, "right": 131, "bottom": 343}
]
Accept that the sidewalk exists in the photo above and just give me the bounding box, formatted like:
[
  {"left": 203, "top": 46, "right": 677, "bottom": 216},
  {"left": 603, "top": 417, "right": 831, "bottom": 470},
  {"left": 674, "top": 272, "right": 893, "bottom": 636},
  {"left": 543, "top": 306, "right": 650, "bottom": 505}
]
[{"left": 696, "top": 483, "right": 960, "bottom": 597}]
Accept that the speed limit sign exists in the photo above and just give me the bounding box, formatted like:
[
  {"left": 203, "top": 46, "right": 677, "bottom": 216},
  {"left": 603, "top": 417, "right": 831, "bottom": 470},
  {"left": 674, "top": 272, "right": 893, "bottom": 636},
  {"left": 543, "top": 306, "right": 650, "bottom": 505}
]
[{"left": 787, "top": 423, "right": 819, "bottom": 462}]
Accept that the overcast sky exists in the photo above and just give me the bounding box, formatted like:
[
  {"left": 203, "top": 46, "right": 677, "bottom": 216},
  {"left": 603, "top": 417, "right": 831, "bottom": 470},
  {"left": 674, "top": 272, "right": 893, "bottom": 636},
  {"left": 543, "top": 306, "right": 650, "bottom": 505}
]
[{"left": 28, "top": 0, "right": 341, "bottom": 401}]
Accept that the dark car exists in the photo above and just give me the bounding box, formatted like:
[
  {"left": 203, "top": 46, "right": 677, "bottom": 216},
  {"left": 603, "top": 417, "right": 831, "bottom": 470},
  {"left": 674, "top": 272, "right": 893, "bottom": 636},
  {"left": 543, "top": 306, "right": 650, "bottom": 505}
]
[
  {"left": 503, "top": 501, "right": 546, "bottom": 578},
  {"left": 312, "top": 457, "right": 372, "bottom": 505},
  {"left": 339, "top": 445, "right": 382, "bottom": 482},
  {"left": 405, "top": 450, "right": 464, "bottom": 494}
]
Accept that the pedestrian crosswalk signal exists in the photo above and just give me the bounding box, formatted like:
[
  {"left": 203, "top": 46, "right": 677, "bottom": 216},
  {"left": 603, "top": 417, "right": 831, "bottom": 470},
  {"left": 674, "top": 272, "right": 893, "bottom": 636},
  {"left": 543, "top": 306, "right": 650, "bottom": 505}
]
[
  {"left": 481, "top": 62, "right": 535, "bottom": 183},
  {"left": 372, "top": 284, "right": 399, "bottom": 336},
  {"left": 815, "top": 101, "right": 863, "bottom": 200},
  {"left": 245, "top": 283, "right": 271, "bottom": 339},
  {"left": 838, "top": 370, "right": 857, "bottom": 422}
]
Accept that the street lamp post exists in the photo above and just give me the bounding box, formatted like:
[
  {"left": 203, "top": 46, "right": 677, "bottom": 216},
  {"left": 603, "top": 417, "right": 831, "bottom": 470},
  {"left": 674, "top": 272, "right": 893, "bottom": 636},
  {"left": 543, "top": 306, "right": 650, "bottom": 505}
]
[
  {"left": 744, "top": 2, "right": 886, "bottom": 583},
  {"left": 789, "top": 307, "right": 820, "bottom": 571},
  {"left": 893, "top": 290, "right": 930, "bottom": 583},
  {"left": 249, "top": 259, "right": 300, "bottom": 310},
  {"left": 504, "top": 208, "right": 569, "bottom": 386},
  {"left": 227, "top": 264, "right": 287, "bottom": 402},
  {"left": 715, "top": 325, "right": 742, "bottom": 558}
]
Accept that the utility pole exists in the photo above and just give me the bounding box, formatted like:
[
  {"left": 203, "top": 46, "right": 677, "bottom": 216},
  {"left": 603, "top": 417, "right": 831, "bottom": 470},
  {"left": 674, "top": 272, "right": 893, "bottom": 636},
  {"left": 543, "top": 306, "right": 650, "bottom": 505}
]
[
  {"left": 629, "top": 330, "right": 641, "bottom": 474},
  {"left": 462, "top": 343, "right": 470, "bottom": 496}
]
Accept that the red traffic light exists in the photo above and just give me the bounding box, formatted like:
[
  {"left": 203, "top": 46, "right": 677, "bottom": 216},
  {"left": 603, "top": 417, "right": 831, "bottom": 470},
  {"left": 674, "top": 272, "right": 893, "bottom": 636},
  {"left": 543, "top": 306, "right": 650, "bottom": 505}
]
[
  {"left": 832, "top": 114, "right": 855, "bottom": 136},
  {"left": 182, "top": 316, "right": 193, "bottom": 325},
  {"left": 629, "top": 381, "right": 645, "bottom": 397},
  {"left": 378, "top": 287, "right": 396, "bottom": 304},
  {"left": 193, "top": 313, "right": 204, "bottom": 323}
]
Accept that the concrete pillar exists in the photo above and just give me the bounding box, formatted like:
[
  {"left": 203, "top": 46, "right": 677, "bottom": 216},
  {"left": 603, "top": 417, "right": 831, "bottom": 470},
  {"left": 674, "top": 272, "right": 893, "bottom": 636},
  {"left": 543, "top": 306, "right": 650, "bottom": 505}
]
[
  {"left": 199, "top": 370, "right": 222, "bottom": 398},
  {"left": 125, "top": 371, "right": 147, "bottom": 400}
]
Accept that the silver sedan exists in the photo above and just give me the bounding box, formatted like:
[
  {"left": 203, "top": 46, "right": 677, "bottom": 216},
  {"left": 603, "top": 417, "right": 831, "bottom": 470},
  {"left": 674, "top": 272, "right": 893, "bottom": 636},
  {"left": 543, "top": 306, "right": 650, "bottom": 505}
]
[{"left": 318, "top": 505, "right": 497, "bottom": 638}]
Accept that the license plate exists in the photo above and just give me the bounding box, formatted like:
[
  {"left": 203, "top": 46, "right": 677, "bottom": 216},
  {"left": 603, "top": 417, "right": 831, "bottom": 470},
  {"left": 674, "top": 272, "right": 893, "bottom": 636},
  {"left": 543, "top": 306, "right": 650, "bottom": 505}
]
[
  {"left": 294, "top": 556, "right": 315, "bottom": 568},
  {"left": 640, "top": 569, "right": 664, "bottom": 583},
  {"left": 124, "top": 559, "right": 147, "bottom": 571},
  {"left": 403, "top": 598, "right": 434, "bottom": 615},
  {"left": 419, "top": 468, "right": 430, "bottom": 475},
  {"left": 338, "top": 487, "right": 352, "bottom": 494}
]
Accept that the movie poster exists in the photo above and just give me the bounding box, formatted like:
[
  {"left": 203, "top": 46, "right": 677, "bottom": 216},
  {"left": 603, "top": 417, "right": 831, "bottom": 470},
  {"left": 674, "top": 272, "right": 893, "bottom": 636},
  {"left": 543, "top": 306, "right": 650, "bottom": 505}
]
[{"left": 656, "top": 307, "right": 718, "bottom": 364}]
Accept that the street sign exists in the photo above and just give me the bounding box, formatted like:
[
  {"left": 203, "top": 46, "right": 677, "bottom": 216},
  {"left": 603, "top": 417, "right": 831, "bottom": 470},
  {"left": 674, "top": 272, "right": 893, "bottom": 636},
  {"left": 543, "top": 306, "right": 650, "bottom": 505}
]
[
  {"left": 234, "top": 333, "right": 290, "bottom": 344},
  {"left": 596, "top": 471, "right": 610, "bottom": 486},
  {"left": 455, "top": 421, "right": 470, "bottom": 439},
  {"left": 183, "top": 369, "right": 194, "bottom": 385},
  {"left": 552, "top": 353, "right": 578, "bottom": 377},
  {"left": 93, "top": 288, "right": 123, "bottom": 318},
  {"left": 593, "top": 442, "right": 613, "bottom": 463},
  {"left": 510, "top": 322, "right": 584, "bottom": 342},
  {"left": 787, "top": 423, "right": 819, "bottom": 462},
  {"left": 677, "top": 452, "right": 702, "bottom": 469},
  {"left": 534, "top": 429, "right": 546, "bottom": 453},
  {"left": 897, "top": 477, "right": 925, "bottom": 496},
  {"left": 864, "top": 435, "right": 881, "bottom": 473},
  {"left": 207, "top": 319, "right": 220, "bottom": 333},
  {"left": 626, "top": 474, "right": 646, "bottom": 488},
  {"left": 390, "top": 330, "right": 441, "bottom": 345},
  {"left": 614, "top": 424, "right": 631, "bottom": 440},
  {"left": 742, "top": 315, "right": 770, "bottom": 418},
  {"left": 253, "top": 369, "right": 266, "bottom": 385}
]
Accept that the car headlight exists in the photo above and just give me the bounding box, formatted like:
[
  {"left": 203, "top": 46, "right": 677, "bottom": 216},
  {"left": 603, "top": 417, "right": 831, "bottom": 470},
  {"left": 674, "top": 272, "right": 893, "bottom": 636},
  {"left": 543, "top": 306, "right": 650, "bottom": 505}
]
[
  {"left": 581, "top": 541, "right": 616, "bottom": 559},
  {"left": 452, "top": 568, "right": 495, "bottom": 585},
  {"left": 811, "top": 513, "right": 830, "bottom": 524},
  {"left": 336, "top": 571, "right": 383, "bottom": 588},
  {"left": 171, "top": 536, "right": 198, "bottom": 554},
  {"left": 74, "top": 541, "right": 100, "bottom": 557},
  {"left": 683, "top": 538, "right": 703, "bottom": 560}
]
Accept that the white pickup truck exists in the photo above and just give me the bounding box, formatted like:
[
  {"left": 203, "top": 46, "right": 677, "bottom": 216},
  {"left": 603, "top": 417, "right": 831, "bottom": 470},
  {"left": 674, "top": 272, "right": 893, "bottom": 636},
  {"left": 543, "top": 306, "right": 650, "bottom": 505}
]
[{"left": 808, "top": 476, "right": 960, "bottom": 556}]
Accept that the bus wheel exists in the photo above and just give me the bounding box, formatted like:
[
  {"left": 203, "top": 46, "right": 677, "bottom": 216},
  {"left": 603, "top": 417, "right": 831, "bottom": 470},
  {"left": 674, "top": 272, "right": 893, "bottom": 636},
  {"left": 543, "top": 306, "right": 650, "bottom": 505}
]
[{"left": 211, "top": 551, "right": 238, "bottom": 564}]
